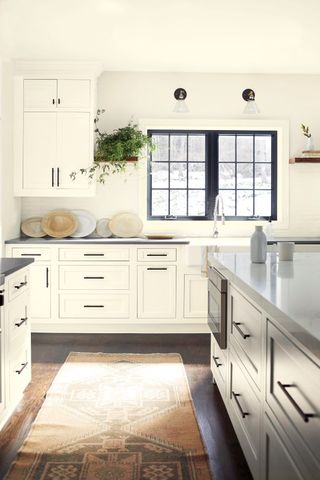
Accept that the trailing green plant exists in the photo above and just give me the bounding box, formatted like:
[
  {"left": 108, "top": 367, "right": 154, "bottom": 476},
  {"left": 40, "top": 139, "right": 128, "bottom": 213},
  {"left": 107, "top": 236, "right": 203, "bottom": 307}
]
[
  {"left": 70, "top": 109, "right": 154, "bottom": 184},
  {"left": 301, "top": 124, "right": 311, "bottom": 138}
]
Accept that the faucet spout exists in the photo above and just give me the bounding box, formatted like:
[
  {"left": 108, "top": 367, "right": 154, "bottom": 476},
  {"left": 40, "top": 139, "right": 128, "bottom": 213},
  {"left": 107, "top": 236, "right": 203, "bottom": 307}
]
[{"left": 213, "top": 194, "right": 225, "bottom": 238}]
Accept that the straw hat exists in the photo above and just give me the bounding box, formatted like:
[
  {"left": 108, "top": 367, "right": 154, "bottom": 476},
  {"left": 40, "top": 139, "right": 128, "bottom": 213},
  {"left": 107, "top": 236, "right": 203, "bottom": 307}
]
[{"left": 41, "top": 210, "right": 78, "bottom": 238}]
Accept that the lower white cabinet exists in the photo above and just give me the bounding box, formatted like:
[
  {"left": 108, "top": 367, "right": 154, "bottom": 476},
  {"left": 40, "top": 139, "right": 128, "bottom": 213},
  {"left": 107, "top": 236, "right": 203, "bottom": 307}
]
[
  {"left": 137, "top": 265, "right": 176, "bottom": 319},
  {"left": 29, "top": 264, "right": 51, "bottom": 320},
  {"left": 184, "top": 274, "right": 208, "bottom": 318}
]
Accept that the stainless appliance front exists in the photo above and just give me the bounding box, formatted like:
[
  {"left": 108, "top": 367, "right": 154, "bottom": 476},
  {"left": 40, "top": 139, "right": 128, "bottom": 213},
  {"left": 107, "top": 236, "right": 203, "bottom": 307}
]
[{"left": 208, "top": 266, "right": 228, "bottom": 349}]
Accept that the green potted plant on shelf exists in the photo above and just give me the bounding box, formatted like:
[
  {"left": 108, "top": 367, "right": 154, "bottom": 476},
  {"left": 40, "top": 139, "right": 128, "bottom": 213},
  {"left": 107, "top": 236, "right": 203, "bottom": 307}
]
[{"left": 70, "top": 109, "right": 154, "bottom": 184}]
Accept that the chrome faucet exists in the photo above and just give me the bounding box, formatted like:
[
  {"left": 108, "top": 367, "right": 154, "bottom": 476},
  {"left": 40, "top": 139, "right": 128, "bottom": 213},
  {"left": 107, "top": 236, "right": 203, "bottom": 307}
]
[{"left": 213, "top": 194, "right": 225, "bottom": 238}]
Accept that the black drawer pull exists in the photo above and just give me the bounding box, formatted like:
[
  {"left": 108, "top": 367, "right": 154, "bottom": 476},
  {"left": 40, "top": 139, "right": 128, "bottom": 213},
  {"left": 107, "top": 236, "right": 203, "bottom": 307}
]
[
  {"left": 233, "top": 322, "right": 250, "bottom": 339},
  {"left": 232, "top": 392, "right": 249, "bottom": 418},
  {"left": 84, "top": 253, "right": 105, "bottom": 256},
  {"left": 15, "top": 317, "right": 28, "bottom": 327},
  {"left": 57, "top": 167, "right": 60, "bottom": 187},
  {"left": 277, "top": 381, "right": 315, "bottom": 423},
  {"left": 83, "top": 305, "right": 104, "bottom": 308},
  {"left": 212, "top": 356, "right": 222, "bottom": 368},
  {"left": 83, "top": 276, "right": 105, "bottom": 280},
  {"left": 51, "top": 167, "right": 55, "bottom": 187},
  {"left": 146, "top": 254, "right": 168, "bottom": 257},
  {"left": 14, "top": 281, "right": 28, "bottom": 290},
  {"left": 16, "top": 362, "right": 28, "bottom": 375},
  {"left": 21, "top": 253, "right": 42, "bottom": 256},
  {"left": 147, "top": 267, "right": 168, "bottom": 271},
  {"left": 46, "top": 267, "right": 49, "bottom": 288}
]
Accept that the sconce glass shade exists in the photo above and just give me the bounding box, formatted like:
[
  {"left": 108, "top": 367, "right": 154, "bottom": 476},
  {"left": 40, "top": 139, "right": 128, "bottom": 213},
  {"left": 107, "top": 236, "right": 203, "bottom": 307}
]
[
  {"left": 242, "top": 88, "right": 259, "bottom": 114},
  {"left": 173, "top": 88, "right": 189, "bottom": 113}
]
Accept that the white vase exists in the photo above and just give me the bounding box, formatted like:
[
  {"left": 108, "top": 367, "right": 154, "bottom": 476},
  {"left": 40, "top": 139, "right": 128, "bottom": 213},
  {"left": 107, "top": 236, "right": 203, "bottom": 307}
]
[
  {"left": 306, "top": 136, "right": 314, "bottom": 151},
  {"left": 250, "top": 226, "right": 267, "bottom": 263}
]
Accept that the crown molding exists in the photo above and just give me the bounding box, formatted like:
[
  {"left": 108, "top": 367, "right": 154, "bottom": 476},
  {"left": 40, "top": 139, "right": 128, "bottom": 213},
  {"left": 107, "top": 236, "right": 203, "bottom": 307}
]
[{"left": 13, "top": 60, "right": 103, "bottom": 77}]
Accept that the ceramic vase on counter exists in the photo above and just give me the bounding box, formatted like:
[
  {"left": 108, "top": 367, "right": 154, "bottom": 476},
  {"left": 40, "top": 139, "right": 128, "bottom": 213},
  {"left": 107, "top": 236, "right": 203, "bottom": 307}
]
[{"left": 250, "top": 226, "right": 267, "bottom": 263}]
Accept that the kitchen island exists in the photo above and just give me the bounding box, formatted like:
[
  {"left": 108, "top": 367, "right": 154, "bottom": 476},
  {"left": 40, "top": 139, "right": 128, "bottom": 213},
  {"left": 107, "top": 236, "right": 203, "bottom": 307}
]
[{"left": 208, "top": 252, "right": 320, "bottom": 480}]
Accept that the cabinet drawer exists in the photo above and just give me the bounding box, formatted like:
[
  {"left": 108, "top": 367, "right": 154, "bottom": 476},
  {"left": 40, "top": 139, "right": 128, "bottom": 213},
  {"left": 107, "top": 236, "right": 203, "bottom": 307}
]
[
  {"left": 8, "top": 269, "right": 29, "bottom": 302},
  {"left": 7, "top": 292, "right": 29, "bottom": 347},
  {"left": 137, "top": 248, "right": 176, "bottom": 262},
  {"left": 230, "top": 286, "right": 262, "bottom": 389},
  {"left": 10, "top": 247, "right": 52, "bottom": 261},
  {"left": 266, "top": 320, "right": 320, "bottom": 464},
  {"left": 59, "top": 265, "right": 129, "bottom": 290},
  {"left": 210, "top": 334, "right": 227, "bottom": 398},
  {"left": 59, "top": 293, "right": 129, "bottom": 318},
  {"left": 229, "top": 351, "right": 261, "bottom": 479},
  {"left": 9, "top": 342, "right": 31, "bottom": 401},
  {"left": 59, "top": 248, "right": 129, "bottom": 261}
]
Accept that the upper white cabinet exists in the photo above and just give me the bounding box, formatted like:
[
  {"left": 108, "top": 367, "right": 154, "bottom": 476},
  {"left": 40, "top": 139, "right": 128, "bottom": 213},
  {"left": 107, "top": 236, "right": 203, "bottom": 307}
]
[
  {"left": 14, "top": 70, "right": 96, "bottom": 197},
  {"left": 24, "top": 79, "right": 91, "bottom": 110}
]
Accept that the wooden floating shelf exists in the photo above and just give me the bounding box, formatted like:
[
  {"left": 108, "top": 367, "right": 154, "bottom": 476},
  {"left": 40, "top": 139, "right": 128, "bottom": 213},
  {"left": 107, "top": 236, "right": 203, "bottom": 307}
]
[{"left": 290, "top": 157, "right": 320, "bottom": 164}]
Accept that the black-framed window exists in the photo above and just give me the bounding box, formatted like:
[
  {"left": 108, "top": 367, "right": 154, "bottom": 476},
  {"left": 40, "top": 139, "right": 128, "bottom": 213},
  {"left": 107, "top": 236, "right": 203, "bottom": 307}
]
[{"left": 147, "top": 130, "right": 277, "bottom": 220}]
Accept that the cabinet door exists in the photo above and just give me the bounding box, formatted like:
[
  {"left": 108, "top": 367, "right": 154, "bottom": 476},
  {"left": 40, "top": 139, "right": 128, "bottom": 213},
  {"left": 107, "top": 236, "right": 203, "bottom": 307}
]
[
  {"left": 57, "top": 80, "right": 91, "bottom": 109},
  {"left": 137, "top": 266, "right": 176, "bottom": 319},
  {"left": 29, "top": 265, "right": 51, "bottom": 320},
  {"left": 23, "top": 112, "right": 56, "bottom": 190},
  {"left": 56, "top": 112, "right": 91, "bottom": 189},
  {"left": 24, "top": 79, "right": 57, "bottom": 109},
  {"left": 184, "top": 274, "right": 208, "bottom": 318}
]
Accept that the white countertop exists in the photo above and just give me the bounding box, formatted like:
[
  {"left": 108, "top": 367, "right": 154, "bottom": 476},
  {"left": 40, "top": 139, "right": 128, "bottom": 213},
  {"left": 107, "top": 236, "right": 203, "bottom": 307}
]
[{"left": 208, "top": 252, "right": 320, "bottom": 362}]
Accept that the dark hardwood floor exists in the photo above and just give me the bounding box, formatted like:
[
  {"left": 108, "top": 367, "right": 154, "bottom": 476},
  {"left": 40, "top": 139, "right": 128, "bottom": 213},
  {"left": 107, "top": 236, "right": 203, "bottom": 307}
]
[{"left": 0, "top": 333, "right": 253, "bottom": 480}]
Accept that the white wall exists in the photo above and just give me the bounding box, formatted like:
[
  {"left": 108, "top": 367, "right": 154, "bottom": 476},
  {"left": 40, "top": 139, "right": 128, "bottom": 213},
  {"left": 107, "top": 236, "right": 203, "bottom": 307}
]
[
  {"left": 0, "top": 61, "right": 21, "bottom": 250},
  {"left": 21, "top": 71, "right": 320, "bottom": 238}
]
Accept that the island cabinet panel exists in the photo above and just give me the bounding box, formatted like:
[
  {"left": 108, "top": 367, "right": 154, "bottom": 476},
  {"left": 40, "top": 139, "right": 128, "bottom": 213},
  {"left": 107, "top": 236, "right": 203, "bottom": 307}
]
[
  {"left": 229, "top": 285, "right": 263, "bottom": 390},
  {"left": 263, "top": 414, "right": 305, "bottom": 480},
  {"left": 266, "top": 320, "right": 320, "bottom": 467},
  {"left": 210, "top": 334, "right": 228, "bottom": 399},
  {"left": 228, "top": 351, "right": 261, "bottom": 480}
]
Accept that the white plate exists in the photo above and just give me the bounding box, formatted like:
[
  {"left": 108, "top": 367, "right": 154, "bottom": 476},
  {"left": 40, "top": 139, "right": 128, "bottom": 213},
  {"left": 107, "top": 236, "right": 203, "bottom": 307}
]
[
  {"left": 70, "top": 210, "right": 96, "bottom": 238},
  {"left": 95, "top": 218, "right": 112, "bottom": 238},
  {"left": 144, "top": 233, "right": 175, "bottom": 239},
  {"left": 109, "top": 213, "right": 143, "bottom": 238}
]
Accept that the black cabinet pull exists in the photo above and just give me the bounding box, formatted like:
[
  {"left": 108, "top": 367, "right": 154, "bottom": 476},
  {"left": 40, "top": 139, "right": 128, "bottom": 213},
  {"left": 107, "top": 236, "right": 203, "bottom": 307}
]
[
  {"left": 83, "top": 305, "right": 104, "bottom": 308},
  {"left": 147, "top": 267, "right": 168, "bottom": 271},
  {"left": 15, "top": 317, "right": 28, "bottom": 327},
  {"left": 57, "top": 167, "right": 60, "bottom": 187},
  {"left": 83, "top": 276, "right": 104, "bottom": 280},
  {"left": 212, "top": 356, "right": 222, "bottom": 368},
  {"left": 232, "top": 392, "right": 249, "bottom": 418},
  {"left": 146, "top": 254, "right": 168, "bottom": 257},
  {"left": 46, "top": 267, "right": 49, "bottom": 288},
  {"left": 84, "top": 253, "right": 104, "bottom": 257},
  {"left": 16, "top": 362, "right": 28, "bottom": 375},
  {"left": 21, "top": 253, "right": 41, "bottom": 256},
  {"left": 52, "top": 98, "right": 55, "bottom": 105},
  {"left": 58, "top": 98, "right": 61, "bottom": 105},
  {"left": 14, "top": 281, "right": 27, "bottom": 290},
  {"left": 233, "top": 322, "right": 250, "bottom": 339},
  {"left": 51, "top": 167, "right": 55, "bottom": 187},
  {"left": 277, "top": 381, "right": 315, "bottom": 423}
]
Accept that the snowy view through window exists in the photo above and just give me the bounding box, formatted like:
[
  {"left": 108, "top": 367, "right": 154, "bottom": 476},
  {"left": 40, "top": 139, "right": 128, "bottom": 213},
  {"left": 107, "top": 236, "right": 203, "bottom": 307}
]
[{"left": 148, "top": 131, "right": 276, "bottom": 219}]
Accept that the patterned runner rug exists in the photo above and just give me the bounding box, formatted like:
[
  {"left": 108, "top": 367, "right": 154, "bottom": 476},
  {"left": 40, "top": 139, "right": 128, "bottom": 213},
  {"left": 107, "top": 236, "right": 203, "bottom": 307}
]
[{"left": 5, "top": 353, "right": 212, "bottom": 480}]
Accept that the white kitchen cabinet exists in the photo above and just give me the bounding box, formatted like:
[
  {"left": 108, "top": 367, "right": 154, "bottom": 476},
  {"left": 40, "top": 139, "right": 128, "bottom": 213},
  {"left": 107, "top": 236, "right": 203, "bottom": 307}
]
[
  {"left": 29, "top": 265, "right": 51, "bottom": 320},
  {"left": 184, "top": 274, "right": 208, "bottom": 318},
  {"left": 15, "top": 73, "right": 95, "bottom": 197},
  {"left": 24, "top": 79, "right": 91, "bottom": 110},
  {"left": 137, "top": 265, "right": 176, "bottom": 319}
]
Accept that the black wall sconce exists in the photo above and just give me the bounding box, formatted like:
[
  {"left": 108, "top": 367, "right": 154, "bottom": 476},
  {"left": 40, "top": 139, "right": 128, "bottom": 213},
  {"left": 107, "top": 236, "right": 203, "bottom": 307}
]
[
  {"left": 173, "top": 88, "right": 189, "bottom": 113},
  {"left": 242, "top": 88, "right": 259, "bottom": 114}
]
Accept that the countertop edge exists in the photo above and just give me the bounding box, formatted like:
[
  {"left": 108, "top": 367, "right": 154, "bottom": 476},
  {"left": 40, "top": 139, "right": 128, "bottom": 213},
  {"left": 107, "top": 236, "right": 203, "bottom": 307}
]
[
  {"left": 0, "top": 258, "right": 34, "bottom": 278},
  {"left": 5, "top": 237, "right": 190, "bottom": 245}
]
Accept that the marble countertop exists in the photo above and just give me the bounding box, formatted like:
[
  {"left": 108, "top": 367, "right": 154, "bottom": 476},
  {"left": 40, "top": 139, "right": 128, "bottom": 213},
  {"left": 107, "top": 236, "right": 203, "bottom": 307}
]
[
  {"left": 0, "top": 257, "right": 34, "bottom": 277},
  {"left": 208, "top": 252, "right": 320, "bottom": 362},
  {"left": 5, "top": 236, "right": 190, "bottom": 245}
]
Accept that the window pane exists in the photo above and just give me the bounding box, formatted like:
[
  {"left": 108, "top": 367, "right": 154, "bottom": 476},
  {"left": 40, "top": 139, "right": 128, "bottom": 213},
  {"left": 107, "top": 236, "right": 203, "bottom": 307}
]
[
  {"left": 189, "top": 163, "right": 205, "bottom": 188},
  {"left": 219, "top": 163, "right": 235, "bottom": 188},
  {"left": 255, "top": 190, "right": 271, "bottom": 216},
  {"left": 255, "top": 136, "right": 271, "bottom": 162},
  {"left": 188, "top": 190, "right": 205, "bottom": 216},
  {"left": 170, "top": 135, "right": 187, "bottom": 162},
  {"left": 151, "top": 162, "right": 168, "bottom": 188},
  {"left": 152, "top": 135, "right": 168, "bottom": 162},
  {"left": 237, "top": 190, "right": 253, "bottom": 216},
  {"left": 255, "top": 164, "right": 271, "bottom": 189},
  {"left": 170, "top": 162, "right": 187, "bottom": 188},
  {"left": 188, "top": 135, "right": 205, "bottom": 162},
  {"left": 219, "top": 136, "right": 235, "bottom": 162},
  {"left": 237, "top": 164, "right": 253, "bottom": 189},
  {"left": 219, "top": 190, "right": 235, "bottom": 216},
  {"left": 170, "top": 190, "right": 187, "bottom": 216},
  {"left": 152, "top": 190, "right": 168, "bottom": 215},
  {"left": 237, "top": 136, "right": 253, "bottom": 162}
]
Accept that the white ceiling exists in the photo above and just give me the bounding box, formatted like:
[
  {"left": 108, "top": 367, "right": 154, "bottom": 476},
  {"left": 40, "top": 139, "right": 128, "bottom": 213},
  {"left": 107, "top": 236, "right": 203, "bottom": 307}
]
[{"left": 1, "top": 0, "right": 320, "bottom": 73}]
